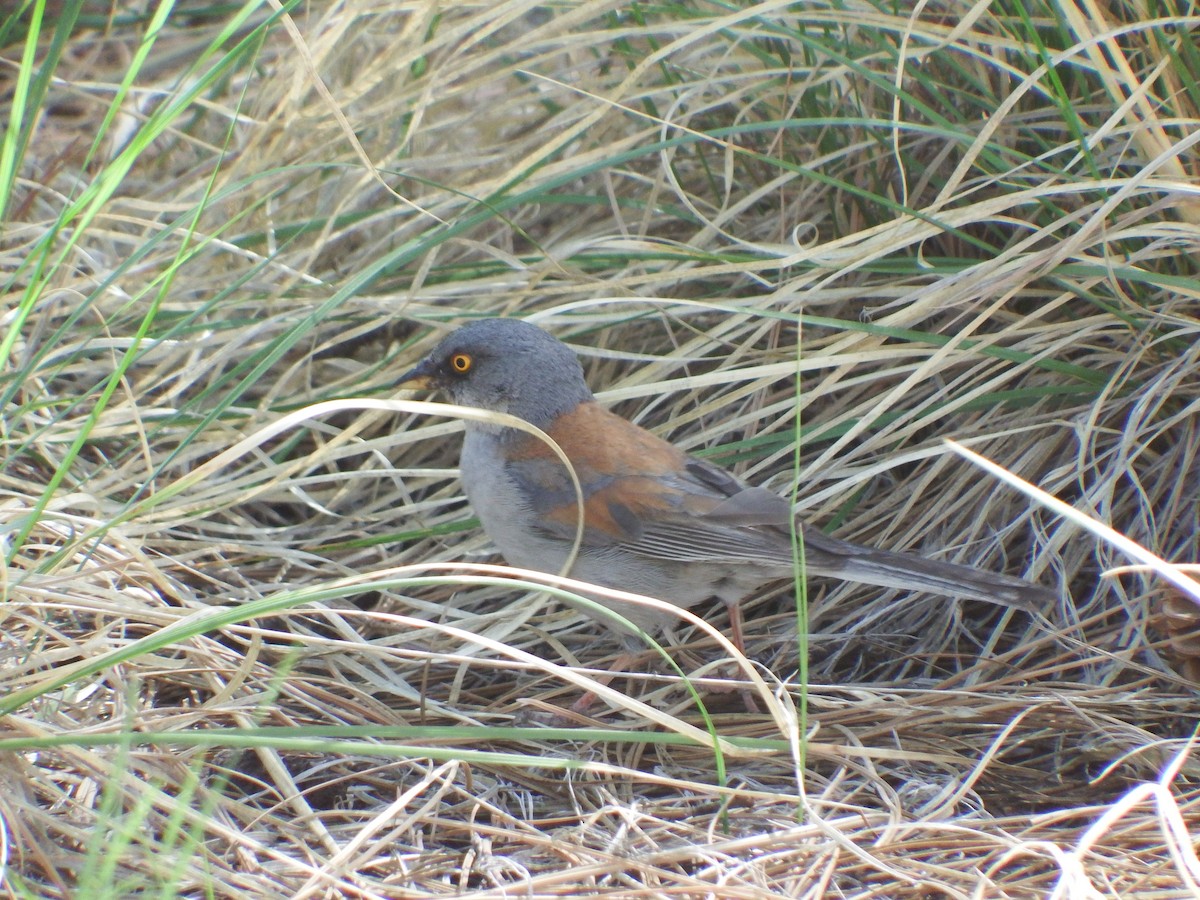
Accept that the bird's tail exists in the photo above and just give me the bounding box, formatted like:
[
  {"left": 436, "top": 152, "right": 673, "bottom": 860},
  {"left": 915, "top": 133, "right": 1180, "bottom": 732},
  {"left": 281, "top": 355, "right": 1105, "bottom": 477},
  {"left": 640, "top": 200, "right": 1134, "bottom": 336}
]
[{"left": 798, "top": 525, "right": 1054, "bottom": 613}]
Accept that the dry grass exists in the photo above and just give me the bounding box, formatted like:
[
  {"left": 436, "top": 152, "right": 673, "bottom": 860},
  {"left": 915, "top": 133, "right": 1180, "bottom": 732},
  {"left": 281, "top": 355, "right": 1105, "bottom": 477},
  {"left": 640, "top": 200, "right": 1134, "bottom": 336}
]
[{"left": 2, "top": 0, "right": 1199, "bottom": 896}]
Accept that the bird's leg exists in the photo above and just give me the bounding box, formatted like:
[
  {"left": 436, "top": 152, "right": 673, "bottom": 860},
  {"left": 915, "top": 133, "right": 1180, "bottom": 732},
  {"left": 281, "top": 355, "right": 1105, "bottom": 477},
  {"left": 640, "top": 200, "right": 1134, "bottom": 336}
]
[
  {"left": 724, "top": 600, "right": 759, "bottom": 713},
  {"left": 726, "top": 600, "right": 747, "bottom": 656},
  {"left": 565, "top": 650, "right": 635, "bottom": 716}
]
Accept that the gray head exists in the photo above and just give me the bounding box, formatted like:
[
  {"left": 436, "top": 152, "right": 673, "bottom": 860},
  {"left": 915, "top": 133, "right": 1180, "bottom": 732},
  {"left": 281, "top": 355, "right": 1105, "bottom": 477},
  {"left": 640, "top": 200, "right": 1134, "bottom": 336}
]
[{"left": 399, "top": 318, "right": 594, "bottom": 427}]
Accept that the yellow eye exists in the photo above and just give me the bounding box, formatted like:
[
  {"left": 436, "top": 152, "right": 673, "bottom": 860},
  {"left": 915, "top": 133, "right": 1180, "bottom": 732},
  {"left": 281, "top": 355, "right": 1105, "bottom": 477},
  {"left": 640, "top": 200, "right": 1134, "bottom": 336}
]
[{"left": 449, "top": 353, "right": 472, "bottom": 374}]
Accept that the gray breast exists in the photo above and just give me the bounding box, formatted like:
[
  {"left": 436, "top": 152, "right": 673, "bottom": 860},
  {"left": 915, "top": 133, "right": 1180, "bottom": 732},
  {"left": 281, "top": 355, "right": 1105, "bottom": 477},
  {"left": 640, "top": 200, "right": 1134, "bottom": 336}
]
[{"left": 460, "top": 428, "right": 570, "bottom": 574}]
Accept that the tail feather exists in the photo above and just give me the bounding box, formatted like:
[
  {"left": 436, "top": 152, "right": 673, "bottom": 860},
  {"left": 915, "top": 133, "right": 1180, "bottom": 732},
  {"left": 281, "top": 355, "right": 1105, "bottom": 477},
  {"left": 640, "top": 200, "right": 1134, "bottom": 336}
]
[{"left": 799, "top": 525, "right": 1054, "bottom": 613}]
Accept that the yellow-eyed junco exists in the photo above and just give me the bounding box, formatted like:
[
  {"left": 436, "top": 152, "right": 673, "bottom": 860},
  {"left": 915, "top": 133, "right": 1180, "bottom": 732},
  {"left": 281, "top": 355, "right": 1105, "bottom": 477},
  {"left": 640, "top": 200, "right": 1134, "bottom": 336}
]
[{"left": 400, "top": 318, "right": 1053, "bottom": 652}]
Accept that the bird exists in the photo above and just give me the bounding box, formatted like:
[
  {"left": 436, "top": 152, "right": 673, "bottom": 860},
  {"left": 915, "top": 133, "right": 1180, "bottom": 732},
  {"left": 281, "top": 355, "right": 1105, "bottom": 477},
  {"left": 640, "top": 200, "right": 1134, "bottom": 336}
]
[{"left": 399, "top": 317, "right": 1054, "bottom": 656}]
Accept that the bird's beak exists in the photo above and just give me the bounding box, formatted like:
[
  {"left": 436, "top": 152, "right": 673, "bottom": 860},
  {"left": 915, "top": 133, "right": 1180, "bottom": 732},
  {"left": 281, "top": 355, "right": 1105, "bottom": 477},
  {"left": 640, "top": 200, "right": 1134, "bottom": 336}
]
[{"left": 396, "top": 356, "right": 440, "bottom": 391}]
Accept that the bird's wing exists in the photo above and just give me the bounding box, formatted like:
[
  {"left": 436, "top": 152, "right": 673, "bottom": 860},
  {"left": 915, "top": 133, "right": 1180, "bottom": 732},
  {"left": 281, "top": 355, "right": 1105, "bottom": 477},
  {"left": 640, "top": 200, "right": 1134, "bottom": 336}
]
[{"left": 504, "top": 401, "right": 794, "bottom": 564}]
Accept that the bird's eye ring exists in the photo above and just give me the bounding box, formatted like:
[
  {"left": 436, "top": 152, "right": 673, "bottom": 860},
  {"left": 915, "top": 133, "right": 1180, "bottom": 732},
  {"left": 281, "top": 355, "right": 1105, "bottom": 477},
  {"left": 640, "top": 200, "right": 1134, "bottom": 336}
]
[{"left": 449, "top": 353, "right": 472, "bottom": 374}]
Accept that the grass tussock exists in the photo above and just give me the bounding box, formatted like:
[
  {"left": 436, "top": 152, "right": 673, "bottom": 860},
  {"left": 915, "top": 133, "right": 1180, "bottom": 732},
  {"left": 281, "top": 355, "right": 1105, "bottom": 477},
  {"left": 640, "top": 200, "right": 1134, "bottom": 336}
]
[{"left": 2, "top": 0, "right": 1199, "bottom": 896}]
